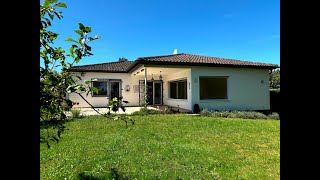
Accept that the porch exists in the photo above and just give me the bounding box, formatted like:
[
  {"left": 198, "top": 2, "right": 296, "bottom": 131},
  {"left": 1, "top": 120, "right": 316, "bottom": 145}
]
[{"left": 130, "top": 64, "right": 193, "bottom": 111}]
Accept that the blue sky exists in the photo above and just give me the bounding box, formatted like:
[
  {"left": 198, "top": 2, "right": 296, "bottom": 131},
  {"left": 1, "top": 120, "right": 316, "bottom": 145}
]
[{"left": 42, "top": 0, "right": 280, "bottom": 67}]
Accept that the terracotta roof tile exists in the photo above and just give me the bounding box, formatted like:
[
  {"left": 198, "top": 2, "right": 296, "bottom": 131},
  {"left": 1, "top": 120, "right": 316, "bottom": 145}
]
[
  {"left": 68, "top": 53, "right": 278, "bottom": 72},
  {"left": 68, "top": 61, "right": 135, "bottom": 72},
  {"left": 136, "top": 53, "right": 278, "bottom": 68}
]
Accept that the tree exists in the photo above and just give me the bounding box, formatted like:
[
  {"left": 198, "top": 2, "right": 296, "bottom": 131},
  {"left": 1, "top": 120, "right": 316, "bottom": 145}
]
[
  {"left": 40, "top": 0, "right": 100, "bottom": 147},
  {"left": 118, "top": 57, "right": 128, "bottom": 62},
  {"left": 270, "top": 69, "right": 280, "bottom": 89}
]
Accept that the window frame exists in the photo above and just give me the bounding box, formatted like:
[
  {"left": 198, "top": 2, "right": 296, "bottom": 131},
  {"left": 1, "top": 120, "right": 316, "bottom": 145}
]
[
  {"left": 91, "top": 79, "right": 122, "bottom": 97},
  {"left": 168, "top": 78, "right": 187, "bottom": 100},
  {"left": 199, "top": 76, "right": 229, "bottom": 100}
]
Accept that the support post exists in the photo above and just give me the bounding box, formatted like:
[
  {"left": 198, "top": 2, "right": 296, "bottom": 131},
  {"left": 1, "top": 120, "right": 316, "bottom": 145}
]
[{"left": 144, "top": 67, "right": 147, "bottom": 108}]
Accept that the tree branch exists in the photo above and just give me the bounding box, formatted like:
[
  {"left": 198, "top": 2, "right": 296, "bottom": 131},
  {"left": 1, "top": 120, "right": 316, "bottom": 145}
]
[{"left": 76, "top": 92, "right": 105, "bottom": 116}]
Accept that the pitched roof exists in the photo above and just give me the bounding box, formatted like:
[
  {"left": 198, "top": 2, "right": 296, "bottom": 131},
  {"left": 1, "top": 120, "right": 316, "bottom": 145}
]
[
  {"left": 68, "top": 60, "right": 135, "bottom": 72},
  {"left": 68, "top": 53, "right": 278, "bottom": 72},
  {"left": 136, "top": 53, "right": 278, "bottom": 69}
]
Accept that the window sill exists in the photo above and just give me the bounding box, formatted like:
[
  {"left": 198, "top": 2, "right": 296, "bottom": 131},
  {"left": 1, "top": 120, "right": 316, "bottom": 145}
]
[
  {"left": 92, "top": 95, "right": 109, "bottom": 98},
  {"left": 200, "top": 99, "right": 230, "bottom": 103},
  {"left": 167, "top": 98, "right": 188, "bottom": 101}
]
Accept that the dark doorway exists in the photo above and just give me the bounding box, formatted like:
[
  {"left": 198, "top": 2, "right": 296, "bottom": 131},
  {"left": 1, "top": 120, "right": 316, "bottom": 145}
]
[{"left": 139, "top": 80, "right": 163, "bottom": 105}]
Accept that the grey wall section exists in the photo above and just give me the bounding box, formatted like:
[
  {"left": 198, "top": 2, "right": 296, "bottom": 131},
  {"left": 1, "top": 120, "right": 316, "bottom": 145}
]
[{"left": 191, "top": 67, "right": 270, "bottom": 111}]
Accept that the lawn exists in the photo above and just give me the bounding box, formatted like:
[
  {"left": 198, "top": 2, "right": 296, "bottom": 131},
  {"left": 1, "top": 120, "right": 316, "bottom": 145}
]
[{"left": 40, "top": 115, "right": 280, "bottom": 179}]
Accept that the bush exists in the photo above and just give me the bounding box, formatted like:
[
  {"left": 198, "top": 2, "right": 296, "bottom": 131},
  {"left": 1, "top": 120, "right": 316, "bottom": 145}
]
[
  {"left": 162, "top": 107, "right": 173, "bottom": 114},
  {"left": 71, "top": 108, "right": 81, "bottom": 118},
  {"left": 200, "top": 110, "right": 274, "bottom": 120},
  {"left": 268, "top": 112, "right": 280, "bottom": 120},
  {"left": 200, "top": 108, "right": 211, "bottom": 116},
  {"left": 131, "top": 108, "right": 161, "bottom": 116}
]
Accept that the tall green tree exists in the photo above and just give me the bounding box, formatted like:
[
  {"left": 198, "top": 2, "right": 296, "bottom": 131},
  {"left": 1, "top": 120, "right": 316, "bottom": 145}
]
[
  {"left": 40, "top": 0, "right": 100, "bottom": 147},
  {"left": 270, "top": 69, "right": 280, "bottom": 89}
]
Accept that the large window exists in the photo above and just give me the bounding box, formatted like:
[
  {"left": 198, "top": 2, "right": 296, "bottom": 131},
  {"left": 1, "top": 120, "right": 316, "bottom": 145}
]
[
  {"left": 200, "top": 77, "right": 228, "bottom": 99},
  {"left": 169, "top": 79, "right": 187, "bottom": 99},
  {"left": 92, "top": 81, "right": 108, "bottom": 96},
  {"left": 92, "top": 79, "right": 121, "bottom": 98}
]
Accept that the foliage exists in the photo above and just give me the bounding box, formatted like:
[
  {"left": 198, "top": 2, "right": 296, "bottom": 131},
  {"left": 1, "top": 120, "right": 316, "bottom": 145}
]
[
  {"left": 118, "top": 57, "right": 128, "bottom": 62},
  {"left": 70, "top": 108, "right": 81, "bottom": 118},
  {"left": 270, "top": 69, "right": 280, "bottom": 89},
  {"left": 41, "top": 115, "right": 280, "bottom": 179},
  {"left": 268, "top": 112, "right": 280, "bottom": 120},
  {"left": 199, "top": 109, "right": 277, "bottom": 120},
  {"left": 40, "top": 0, "right": 100, "bottom": 148},
  {"left": 131, "top": 107, "right": 161, "bottom": 116},
  {"left": 107, "top": 97, "right": 134, "bottom": 128},
  {"left": 161, "top": 107, "right": 173, "bottom": 114}
]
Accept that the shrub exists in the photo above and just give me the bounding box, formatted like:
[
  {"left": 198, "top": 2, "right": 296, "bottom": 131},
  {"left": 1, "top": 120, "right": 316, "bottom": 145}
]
[
  {"left": 200, "top": 108, "right": 211, "bottom": 116},
  {"left": 162, "top": 107, "right": 173, "bottom": 114},
  {"left": 131, "top": 108, "right": 161, "bottom": 116},
  {"left": 200, "top": 110, "right": 271, "bottom": 120},
  {"left": 268, "top": 112, "right": 280, "bottom": 120},
  {"left": 71, "top": 108, "right": 81, "bottom": 118}
]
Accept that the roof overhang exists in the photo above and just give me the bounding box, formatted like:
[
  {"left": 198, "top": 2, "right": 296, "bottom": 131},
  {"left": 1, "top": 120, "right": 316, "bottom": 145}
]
[{"left": 134, "top": 60, "right": 279, "bottom": 70}]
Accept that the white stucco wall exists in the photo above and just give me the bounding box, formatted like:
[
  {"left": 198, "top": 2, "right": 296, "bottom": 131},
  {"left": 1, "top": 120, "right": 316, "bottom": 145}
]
[
  {"left": 162, "top": 69, "right": 192, "bottom": 110},
  {"left": 68, "top": 72, "right": 149, "bottom": 107},
  {"left": 69, "top": 66, "right": 270, "bottom": 111},
  {"left": 191, "top": 67, "right": 270, "bottom": 111}
]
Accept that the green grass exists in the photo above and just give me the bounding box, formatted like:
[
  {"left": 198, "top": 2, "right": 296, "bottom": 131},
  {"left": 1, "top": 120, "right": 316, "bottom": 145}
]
[{"left": 40, "top": 115, "right": 280, "bottom": 179}]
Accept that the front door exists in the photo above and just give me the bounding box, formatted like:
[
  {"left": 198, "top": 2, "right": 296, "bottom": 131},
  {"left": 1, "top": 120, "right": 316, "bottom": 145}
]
[
  {"left": 110, "top": 81, "right": 120, "bottom": 100},
  {"left": 154, "top": 82, "right": 162, "bottom": 105},
  {"left": 146, "top": 82, "right": 153, "bottom": 105},
  {"left": 139, "top": 80, "right": 162, "bottom": 105}
]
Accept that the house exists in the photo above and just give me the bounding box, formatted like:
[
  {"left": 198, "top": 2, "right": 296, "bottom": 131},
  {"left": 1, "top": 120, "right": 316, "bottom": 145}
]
[{"left": 68, "top": 53, "right": 279, "bottom": 112}]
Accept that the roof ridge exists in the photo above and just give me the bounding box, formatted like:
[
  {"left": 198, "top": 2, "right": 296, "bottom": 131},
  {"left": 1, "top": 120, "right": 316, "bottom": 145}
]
[
  {"left": 184, "top": 53, "right": 277, "bottom": 66},
  {"left": 137, "top": 53, "right": 185, "bottom": 60},
  {"left": 71, "top": 60, "right": 133, "bottom": 68}
]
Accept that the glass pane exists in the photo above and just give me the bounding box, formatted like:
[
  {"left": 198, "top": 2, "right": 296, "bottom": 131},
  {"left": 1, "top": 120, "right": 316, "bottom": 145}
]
[
  {"left": 200, "top": 77, "right": 227, "bottom": 99},
  {"left": 110, "top": 81, "right": 120, "bottom": 100},
  {"left": 92, "top": 81, "right": 108, "bottom": 95},
  {"left": 146, "top": 82, "right": 153, "bottom": 105},
  {"left": 177, "top": 81, "right": 187, "bottom": 99},
  {"left": 170, "top": 82, "right": 177, "bottom": 99},
  {"left": 154, "top": 82, "right": 162, "bottom": 104}
]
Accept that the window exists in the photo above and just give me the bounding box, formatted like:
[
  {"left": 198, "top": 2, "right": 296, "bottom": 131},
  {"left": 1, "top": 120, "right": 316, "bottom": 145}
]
[
  {"left": 169, "top": 79, "right": 187, "bottom": 99},
  {"left": 91, "top": 79, "right": 121, "bottom": 97},
  {"left": 92, "top": 81, "right": 108, "bottom": 96},
  {"left": 200, "top": 77, "right": 228, "bottom": 99}
]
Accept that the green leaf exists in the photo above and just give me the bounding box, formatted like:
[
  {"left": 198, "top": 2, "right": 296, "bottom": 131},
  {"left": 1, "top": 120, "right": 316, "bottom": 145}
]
[
  {"left": 91, "top": 87, "right": 98, "bottom": 94},
  {"left": 88, "top": 35, "right": 101, "bottom": 42},
  {"left": 78, "top": 23, "right": 85, "bottom": 31},
  {"left": 75, "top": 57, "right": 81, "bottom": 63},
  {"left": 55, "top": 2, "right": 67, "bottom": 8},
  {"left": 65, "top": 38, "right": 78, "bottom": 43},
  {"left": 85, "top": 27, "right": 91, "bottom": 33},
  {"left": 69, "top": 46, "right": 74, "bottom": 58},
  {"left": 84, "top": 80, "right": 91, "bottom": 85},
  {"left": 49, "top": 13, "right": 54, "bottom": 20},
  {"left": 85, "top": 44, "right": 91, "bottom": 51},
  {"left": 74, "top": 30, "right": 82, "bottom": 35},
  {"left": 43, "top": 0, "right": 51, "bottom": 8}
]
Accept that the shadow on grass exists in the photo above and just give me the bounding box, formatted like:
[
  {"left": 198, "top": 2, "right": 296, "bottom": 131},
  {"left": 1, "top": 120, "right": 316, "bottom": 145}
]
[{"left": 78, "top": 168, "right": 129, "bottom": 180}]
